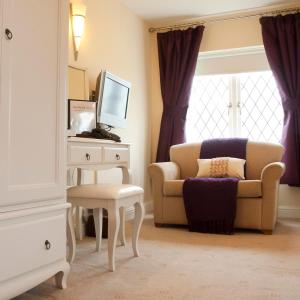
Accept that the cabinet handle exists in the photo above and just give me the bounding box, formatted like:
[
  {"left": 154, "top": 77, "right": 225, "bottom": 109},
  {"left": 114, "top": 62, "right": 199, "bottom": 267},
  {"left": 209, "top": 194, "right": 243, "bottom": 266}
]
[
  {"left": 45, "top": 240, "right": 51, "bottom": 250},
  {"left": 116, "top": 154, "right": 120, "bottom": 160},
  {"left": 86, "top": 153, "right": 90, "bottom": 161},
  {"left": 5, "top": 28, "right": 13, "bottom": 40}
]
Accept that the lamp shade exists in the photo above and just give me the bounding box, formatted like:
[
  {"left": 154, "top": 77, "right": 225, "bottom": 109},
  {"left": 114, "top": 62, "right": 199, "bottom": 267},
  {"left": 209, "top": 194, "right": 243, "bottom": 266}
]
[{"left": 71, "top": 3, "right": 86, "bottom": 60}]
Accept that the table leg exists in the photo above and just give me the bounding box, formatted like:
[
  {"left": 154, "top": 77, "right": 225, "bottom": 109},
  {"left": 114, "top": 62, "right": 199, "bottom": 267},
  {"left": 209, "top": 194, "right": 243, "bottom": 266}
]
[
  {"left": 132, "top": 200, "right": 145, "bottom": 257},
  {"left": 119, "top": 166, "right": 131, "bottom": 184},
  {"left": 118, "top": 207, "right": 126, "bottom": 246},
  {"left": 75, "top": 168, "right": 84, "bottom": 240},
  {"left": 67, "top": 206, "right": 76, "bottom": 263},
  {"left": 117, "top": 167, "right": 131, "bottom": 246},
  {"left": 93, "top": 208, "right": 103, "bottom": 252},
  {"left": 108, "top": 208, "right": 120, "bottom": 271},
  {"left": 75, "top": 206, "right": 83, "bottom": 240}
]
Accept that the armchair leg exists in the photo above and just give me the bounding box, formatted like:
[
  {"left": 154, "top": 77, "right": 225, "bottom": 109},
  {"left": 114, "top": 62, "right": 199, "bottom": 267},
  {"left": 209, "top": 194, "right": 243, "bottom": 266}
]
[
  {"left": 262, "top": 229, "right": 273, "bottom": 235},
  {"left": 155, "top": 223, "right": 165, "bottom": 228}
]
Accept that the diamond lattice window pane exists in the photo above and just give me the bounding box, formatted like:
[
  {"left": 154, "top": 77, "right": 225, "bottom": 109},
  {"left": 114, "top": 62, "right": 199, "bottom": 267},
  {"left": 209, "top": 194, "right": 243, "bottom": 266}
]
[
  {"left": 185, "top": 75, "right": 231, "bottom": 142},
  {"left": 239, "top": 71, "right": 283, "bottom": 143}
]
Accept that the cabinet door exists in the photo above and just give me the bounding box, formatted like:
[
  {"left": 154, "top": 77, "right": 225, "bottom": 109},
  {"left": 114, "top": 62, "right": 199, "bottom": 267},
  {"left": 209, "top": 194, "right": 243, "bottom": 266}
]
[{"left": 0, "top": 0, "right": 68, "bottom": 210}]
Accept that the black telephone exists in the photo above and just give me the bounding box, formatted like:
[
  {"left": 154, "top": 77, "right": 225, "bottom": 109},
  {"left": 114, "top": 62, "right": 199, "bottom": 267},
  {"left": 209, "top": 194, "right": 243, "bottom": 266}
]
[{"left": 78, "top": 127, "right": 121, "bottom": 142}]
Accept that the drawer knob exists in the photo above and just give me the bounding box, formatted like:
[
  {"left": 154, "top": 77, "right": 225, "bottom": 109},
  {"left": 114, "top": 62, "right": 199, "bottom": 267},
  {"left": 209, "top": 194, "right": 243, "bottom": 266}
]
[
  {"left": 45, "top": 240, "right": 51, "bottom": 250},
  {"left": 86, "top": 153, "right": 90, "bottom": 161},
  {"left": 5, "top": 28, "right": 13, "bottom": 40},
  {"left": 116, "top": 154, "right": 120, "bottom": 160}
]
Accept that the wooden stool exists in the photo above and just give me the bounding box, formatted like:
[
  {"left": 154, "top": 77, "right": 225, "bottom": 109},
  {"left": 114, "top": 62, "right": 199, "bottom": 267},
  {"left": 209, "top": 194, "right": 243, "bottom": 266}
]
[{"left": 67, "top": 183, "right": 144, "bottom": 271}]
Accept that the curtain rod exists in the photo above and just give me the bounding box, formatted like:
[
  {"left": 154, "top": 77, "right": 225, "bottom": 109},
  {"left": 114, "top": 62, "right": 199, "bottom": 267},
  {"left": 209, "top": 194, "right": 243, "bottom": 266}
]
[{"left": 148, "top": 7, "right": 300, "bottom": 33}]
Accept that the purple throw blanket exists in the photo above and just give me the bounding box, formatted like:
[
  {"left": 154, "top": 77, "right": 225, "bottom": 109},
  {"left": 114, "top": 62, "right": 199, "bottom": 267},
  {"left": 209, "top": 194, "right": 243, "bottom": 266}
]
[{"left": 183, "top": 138, "right": 248, "bottom": 234}]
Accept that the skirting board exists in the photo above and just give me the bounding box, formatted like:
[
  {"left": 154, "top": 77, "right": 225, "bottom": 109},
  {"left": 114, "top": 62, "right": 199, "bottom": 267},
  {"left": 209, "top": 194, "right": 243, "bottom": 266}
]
[
  {"left": 126, "top": 203, "right": 300, "bottom": 220},
  {"left": 278, "top": 206, "right": 300, "bottom": 219}
]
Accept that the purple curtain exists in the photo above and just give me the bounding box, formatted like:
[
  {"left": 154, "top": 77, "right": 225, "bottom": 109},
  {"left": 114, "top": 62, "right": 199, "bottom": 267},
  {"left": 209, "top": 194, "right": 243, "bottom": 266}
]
[
  {"left": 156, "top": 26, "right": 204, "bottom": 162},
  {"left": 260, "top": 13, "right": 300, "bottom": 186}
]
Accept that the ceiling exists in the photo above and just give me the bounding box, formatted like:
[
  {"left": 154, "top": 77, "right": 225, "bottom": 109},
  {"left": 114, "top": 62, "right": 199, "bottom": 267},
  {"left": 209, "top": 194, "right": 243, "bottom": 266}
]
[{"left": 118, "top": 0, "right": 300, "bottom": 22}]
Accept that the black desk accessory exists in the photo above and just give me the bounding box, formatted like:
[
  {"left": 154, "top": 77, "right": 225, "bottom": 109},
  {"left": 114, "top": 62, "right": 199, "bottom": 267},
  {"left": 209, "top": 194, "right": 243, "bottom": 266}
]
[{"left": 76, "top": 127, "right": 121, "bottom": 143}]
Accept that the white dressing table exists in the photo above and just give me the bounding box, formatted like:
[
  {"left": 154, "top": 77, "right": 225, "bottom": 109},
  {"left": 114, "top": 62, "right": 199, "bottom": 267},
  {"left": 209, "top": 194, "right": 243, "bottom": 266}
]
[
  {"left": 66, "top": 68, "right": 144, "bottom": 271},
  {"left": 67, "top": 137, "right": 131, "bottom": 174},
  {"left": 67, "top": 137, "right": 132, "bottom": 240}
]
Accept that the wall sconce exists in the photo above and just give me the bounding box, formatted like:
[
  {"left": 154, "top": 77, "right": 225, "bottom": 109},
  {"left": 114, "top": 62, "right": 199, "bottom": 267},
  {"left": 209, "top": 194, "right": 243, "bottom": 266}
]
[{"left": 71, "top": 3, "right": 86, "bottom": 61}]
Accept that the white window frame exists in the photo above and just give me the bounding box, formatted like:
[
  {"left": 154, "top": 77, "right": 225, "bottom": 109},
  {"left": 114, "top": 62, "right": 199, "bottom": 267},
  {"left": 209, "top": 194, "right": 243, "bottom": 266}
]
[
  {"left": 197, "top": 45, "right": 273, "bottom": 139},
  {"left": 195, "top": 45, "right": 270, "bottom": 76},
  {"left": 186, "top": 46, "right": 283, "bottom": 143}
]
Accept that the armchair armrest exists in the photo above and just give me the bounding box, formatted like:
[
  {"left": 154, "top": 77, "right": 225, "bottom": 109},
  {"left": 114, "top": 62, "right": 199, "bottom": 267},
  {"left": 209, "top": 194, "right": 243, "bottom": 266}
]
[
  {"left": 261, "top": 162, "right": 285, "bottom": 182},
  {"left": 148, "top": 162, "right": 180, "bottom": 181},
  {"left": 260, "top": 162, "right": 285, "bottom": 231},
  {"left": 148, "top": 162, "right": 180, "bottom": 223}
]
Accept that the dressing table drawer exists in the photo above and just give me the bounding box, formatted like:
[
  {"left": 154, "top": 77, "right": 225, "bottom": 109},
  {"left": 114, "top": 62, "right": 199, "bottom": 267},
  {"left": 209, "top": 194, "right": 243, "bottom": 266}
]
[
  {"left": 103, "top": 147, "right": 129, "bottom": 163},
  {"left": 69, "top": 145, "right": 102, "bottom": 164}
]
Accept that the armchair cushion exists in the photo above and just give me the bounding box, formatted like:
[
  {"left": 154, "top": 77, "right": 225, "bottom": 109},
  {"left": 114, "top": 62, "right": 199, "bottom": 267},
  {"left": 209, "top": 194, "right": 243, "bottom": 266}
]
[{"left": 163, "top": 179, "right": 262, "bottom": 198}]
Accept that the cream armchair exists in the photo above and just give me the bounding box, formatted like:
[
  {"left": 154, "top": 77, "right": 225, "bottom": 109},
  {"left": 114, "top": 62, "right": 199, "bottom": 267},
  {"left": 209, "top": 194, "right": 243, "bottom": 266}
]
[{"left": 148, "top": 141, "right": 285, "bottom": 234}]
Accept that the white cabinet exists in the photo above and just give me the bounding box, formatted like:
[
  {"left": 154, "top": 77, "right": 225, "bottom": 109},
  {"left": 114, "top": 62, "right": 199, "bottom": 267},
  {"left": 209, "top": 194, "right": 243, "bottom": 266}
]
[
  {"left": 0, "top": 0, "right": 67, "bottom": 210},
  {"left": 0, "top": 206, "right": 67, "bottom": 283},
  {"left": 0, "top": 0, "right": 69, "bottom": 299}
]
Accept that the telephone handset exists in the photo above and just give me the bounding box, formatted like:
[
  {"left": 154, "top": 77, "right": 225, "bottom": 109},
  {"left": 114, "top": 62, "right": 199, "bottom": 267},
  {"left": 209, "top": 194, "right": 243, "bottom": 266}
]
[{"left": 77, "top": 127, "right": 121, "bottom": 142}]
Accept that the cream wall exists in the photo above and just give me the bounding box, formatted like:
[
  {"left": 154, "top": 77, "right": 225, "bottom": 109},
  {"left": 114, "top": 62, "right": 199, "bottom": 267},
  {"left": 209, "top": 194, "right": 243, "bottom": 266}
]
[
  {"left": 69, "top": 0, "right": 151, "bottom": 202},
  {"left": 148, "top": 15, "right": 300, "bottom": 215}
]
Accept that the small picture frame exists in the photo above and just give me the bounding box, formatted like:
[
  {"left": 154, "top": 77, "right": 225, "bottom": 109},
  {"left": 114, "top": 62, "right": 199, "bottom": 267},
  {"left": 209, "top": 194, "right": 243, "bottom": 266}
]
[{"left": 68, "top": 99, "right": 96, "bottom": 134}]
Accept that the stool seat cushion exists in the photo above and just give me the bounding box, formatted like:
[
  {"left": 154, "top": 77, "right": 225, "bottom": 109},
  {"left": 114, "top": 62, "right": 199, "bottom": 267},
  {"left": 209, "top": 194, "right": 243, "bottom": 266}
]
[{"left": 67, "top": 183, "right": 144, "bottom": 200}]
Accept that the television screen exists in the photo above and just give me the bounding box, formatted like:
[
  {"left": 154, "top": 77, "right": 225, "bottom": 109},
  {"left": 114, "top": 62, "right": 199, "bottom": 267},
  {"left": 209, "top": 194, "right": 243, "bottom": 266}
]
[{"left": 96, "top": 71, "right": 130, "bottom": 128}]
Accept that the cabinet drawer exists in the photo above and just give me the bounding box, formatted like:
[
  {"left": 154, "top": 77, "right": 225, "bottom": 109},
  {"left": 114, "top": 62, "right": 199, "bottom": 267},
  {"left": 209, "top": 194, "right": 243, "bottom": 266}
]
[
  {"left": 103, "top": 147, "right": 129, "bottom": 163},
  {"left": 69, "top": 145, "right": 102, "bottom": 164},
  {"left": 0, "top": 211, "right": 66, "bottom": 282}
]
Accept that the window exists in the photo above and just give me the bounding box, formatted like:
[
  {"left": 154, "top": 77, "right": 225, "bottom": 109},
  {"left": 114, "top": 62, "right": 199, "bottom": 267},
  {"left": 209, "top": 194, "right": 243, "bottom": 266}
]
[{"left": 185, "top": 71, "right": 283, "bottom": 143}]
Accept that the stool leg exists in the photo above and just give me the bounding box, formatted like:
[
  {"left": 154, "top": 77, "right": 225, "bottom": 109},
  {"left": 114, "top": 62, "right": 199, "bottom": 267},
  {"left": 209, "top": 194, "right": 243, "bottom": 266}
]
[
  {"left": 67, "top": 205, "right": 76, "bottom": 263},
  {"left": 108, "top": 208, "right": 120, "bottom": 271},
  {"left": 132, "top": 201, "right": 145, "bottom": 257},
  {"left": 93, "top": 208, "right": 103, "bottom": 252},
  {"left": 118, "top": 207, "right": 126, "bottom": 246}
]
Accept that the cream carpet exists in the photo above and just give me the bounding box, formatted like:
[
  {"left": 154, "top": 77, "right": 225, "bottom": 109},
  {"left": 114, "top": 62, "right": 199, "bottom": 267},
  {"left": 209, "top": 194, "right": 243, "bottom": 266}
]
[{"left": 15, "top": 216, "right": 300, "bottom": 300}]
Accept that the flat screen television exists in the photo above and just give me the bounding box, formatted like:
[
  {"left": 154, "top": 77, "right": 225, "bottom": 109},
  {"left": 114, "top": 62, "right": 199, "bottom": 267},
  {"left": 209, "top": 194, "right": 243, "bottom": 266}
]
[{"left": 95, "top": 70, "right": 131, "bottom": 128}]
